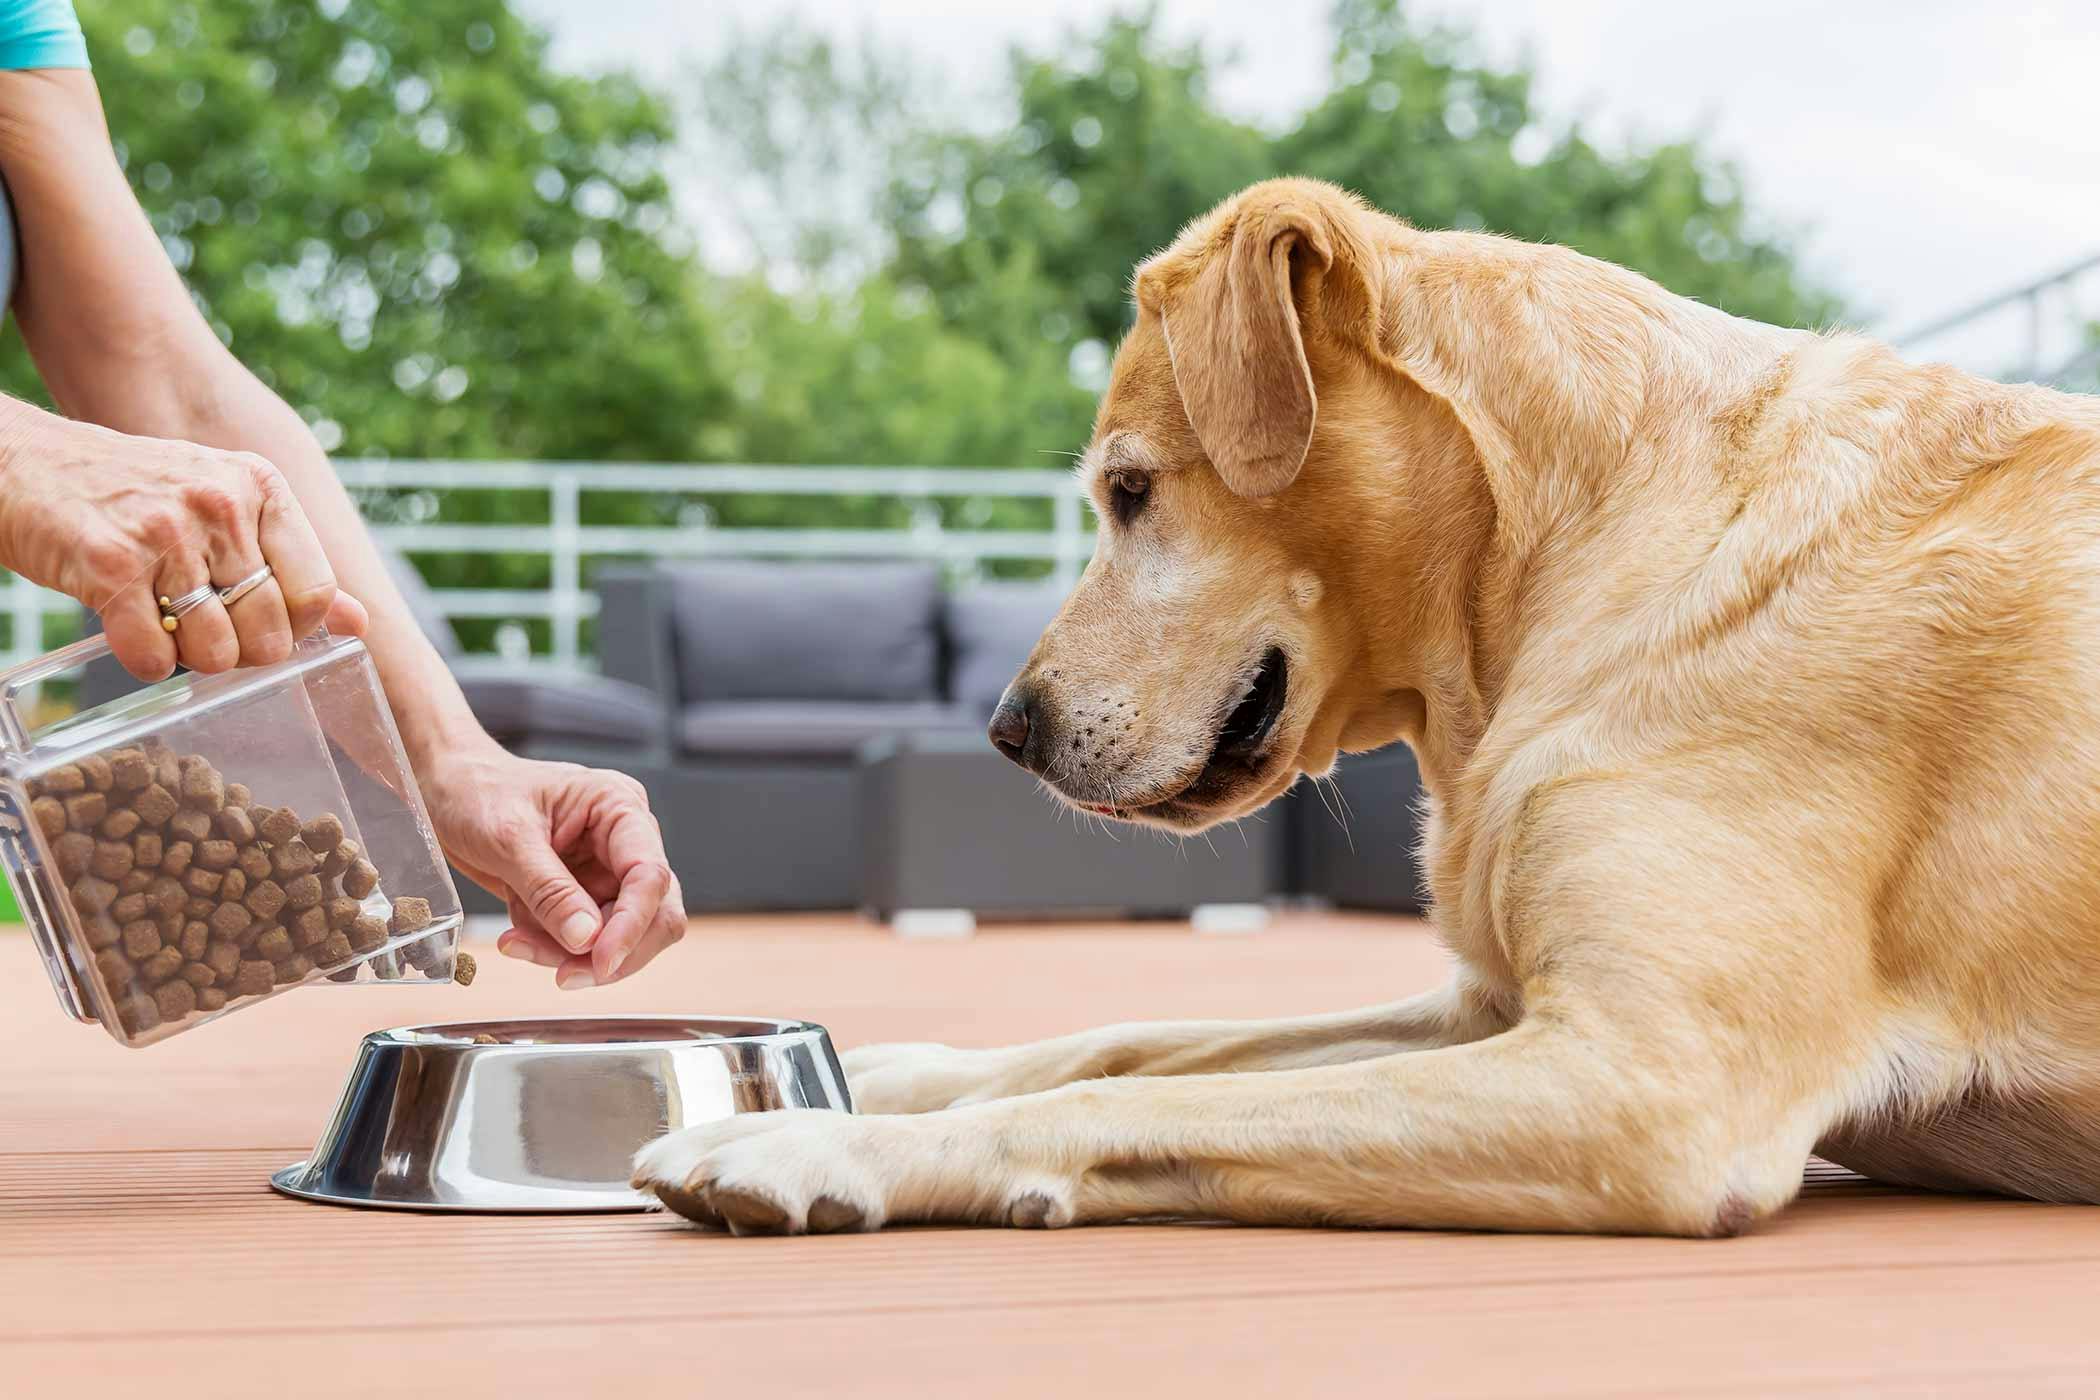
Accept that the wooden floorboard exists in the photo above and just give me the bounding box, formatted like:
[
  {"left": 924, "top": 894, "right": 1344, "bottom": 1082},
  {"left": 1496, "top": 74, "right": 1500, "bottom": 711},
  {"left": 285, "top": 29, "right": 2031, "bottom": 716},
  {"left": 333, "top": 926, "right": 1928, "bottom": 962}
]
[{"left": 3, "top": 913, "right": 2096, "bottom": 1397}]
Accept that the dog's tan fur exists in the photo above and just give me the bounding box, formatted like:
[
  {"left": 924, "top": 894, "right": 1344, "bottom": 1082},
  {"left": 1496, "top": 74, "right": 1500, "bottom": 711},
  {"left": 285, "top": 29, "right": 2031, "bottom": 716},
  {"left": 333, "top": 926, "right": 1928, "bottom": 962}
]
[{"left": 636, "top": 178, "right": 2100, "bottom": 1236}]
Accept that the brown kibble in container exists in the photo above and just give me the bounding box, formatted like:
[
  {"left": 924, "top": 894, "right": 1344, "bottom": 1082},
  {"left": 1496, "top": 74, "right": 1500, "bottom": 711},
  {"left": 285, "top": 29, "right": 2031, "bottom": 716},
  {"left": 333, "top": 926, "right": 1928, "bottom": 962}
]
[
  {"left": 178, "top": 920, "right": 209, "bottom": 961},
  {"left": 217, "top": 806, "right": 256, "bottom": 844},
  {"left": 197, "top": 839, "right": 237, "bottom": 871},
  {"left": 400, "top": 935, "right": 444, "bottom": 976},
  {"left": 72, "top": 876, "right": 118, "bottom": 913},
  {"left": 185, "top": 895, "right": 214, "bottom": 922},
  {"left": 153, "top": 978, "right": 196, "bottom": 1021},
  {"left": 254, "top": 926, "right": 293, "bottom": 962},
  {"left": 118, "top": 869, "right": 152, "bottom": 895},
  {"left": 225, "top": 782, "right": 251, "bottom": 808},
  {"left": 324, "top": 840, "right": 359, "bottom": 880},
  {"left": 139, "top": 945, "right": 183, "bottom": 984},
  {"left": 42, "top": 763, "right": 85, "bottom": 795},
  {"left": 347, "top": 914, "right": 388, "bottom": 954},
  {"left": 116, "top": 993, "right": 161, "bottom": 1036},
  {"left": 325, "top": 896, "right": 361, "bottom": 929},
  {"left": 183, "top": 867, "right": 223, "bottom": 898},
  {"left": 290, "top": 905, "right": 329, "bottom": 948},
  {"left": 342, "top": 859, "right": 380, "bottom": 899},
  {"left": 233, "top": 961, "right": 274, "bottom": 998},
  {"left": 245, "top": 879, "right": 286, "bottom": 920},
  {"left": 54, "top": 831, "right": 94, "bottom": 881},
  {"left": 238, "top": 846, "right": 272, "bottom": 882},
  {"left": 389, "top": 897, "right": 433, "bottom": 934},
  {"left": 134, "top": 786, "right": 180, "bottom": 832},
  {"left": 178, "top": 759, "right": 225, "bottom": 813},
  {"left": 205, "top": 940, "right": 240, "bottom": 980},
  {"left": 122, "top": 920, "right": 163, "bottom": 959},
  {"left": 220, "top": 868, "right": 247, "bottom": 903},
  {"left": 284, "top": 873, "right": 324, "bottom": 910},
  {"left": 159, "top": 840, "right": 192, "bottom": 876},
  {"left": 93, "top": 947, "right": 131, "bottom": 987},
  {"left": 180, "top": 962, "right": 215, "bottom": 989},
  {"left": 148, "top": 876, "right": 186, "bottom": 918},
  {"left": 109, "top": 748, "right": 151, "bottom": 791},
  {"left": 31, "top": 796, "right": 64, "bottom": 839},
  {"left": 272, "top": 839, "right": 316, "bottom": 879},
  {"left": 134, "top": 831, "right": 163, "bottom": 871},
  {"left": 300, "top": 814, "right": 345, "bottom": 853},
  {"left": 79, "top": 754, "right": 113, "bottom": 792},
  {"left": 209, "top": 901, "right": 253, "bottom": 941},
  {"left": 65, "top": 792, "right": 108, "bottom": 832},
  {"left": 453, "top": 951, "right": 477, "bottom": 986},
  {"left": 89, "top": 839, "right": 135, "bottom": 882},
  {"left": 319, "top": 930, "right": 354, "bottom": 967},
  {"left": 274, "top": 953, "right": 314, "bottom": 985},
  {"left": 111, "top": 892, "right": 147, "bottom": 924},
  {"left": 197, "top": 986, "right": 228, "bottom": 1012},
  {"left": 258, "top": 806, "right": 301, "bottom": 845},
  {"left": 99, "top": 807, "right": 141, "bottom": 841},
  {"left": 81, "top": 914, "right": 121, "bottom": 951}
]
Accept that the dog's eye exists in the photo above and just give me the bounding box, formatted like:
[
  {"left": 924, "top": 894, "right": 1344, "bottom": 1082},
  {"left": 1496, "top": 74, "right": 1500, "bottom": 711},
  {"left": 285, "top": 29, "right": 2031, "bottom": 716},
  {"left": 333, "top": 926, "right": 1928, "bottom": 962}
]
[{"left": 1105, "top": 471, "right": 1149, "bottom": 525}]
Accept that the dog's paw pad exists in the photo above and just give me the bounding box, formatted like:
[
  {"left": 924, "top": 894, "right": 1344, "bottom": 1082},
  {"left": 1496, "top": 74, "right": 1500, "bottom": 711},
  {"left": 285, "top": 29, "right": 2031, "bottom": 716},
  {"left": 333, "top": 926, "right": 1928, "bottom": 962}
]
[
  {"left": 710, "top": 1186, "right": 797, "bottom": 1236},
  {"left": 651, "top": 1181, "right": 723, "bottom": 1229},
  {"left": 1006, "top": 1189, "right": 1072, "bottom": 1229},
  {"left": 807, "top": 1194, "right": 869, "bottom": 1234}
]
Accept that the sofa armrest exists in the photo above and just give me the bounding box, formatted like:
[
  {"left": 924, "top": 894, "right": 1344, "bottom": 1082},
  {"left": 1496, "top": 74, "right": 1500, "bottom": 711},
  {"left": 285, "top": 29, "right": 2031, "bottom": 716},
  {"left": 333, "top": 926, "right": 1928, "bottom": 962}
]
[{"left": 592, "top": 565, "right": 681, "bottom": 749}]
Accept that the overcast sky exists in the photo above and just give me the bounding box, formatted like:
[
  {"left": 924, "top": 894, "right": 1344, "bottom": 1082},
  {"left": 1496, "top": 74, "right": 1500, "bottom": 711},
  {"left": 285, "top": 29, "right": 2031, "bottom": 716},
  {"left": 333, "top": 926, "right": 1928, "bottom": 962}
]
[{"left": 516, "top": 0, "right": 2100, "bottom": 376}]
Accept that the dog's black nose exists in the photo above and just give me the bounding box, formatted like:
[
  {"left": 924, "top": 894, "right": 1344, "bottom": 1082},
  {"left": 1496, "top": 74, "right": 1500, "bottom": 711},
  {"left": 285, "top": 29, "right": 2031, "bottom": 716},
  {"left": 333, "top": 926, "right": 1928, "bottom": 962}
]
[{"left": 989, "top": 692, "right": 1033, "bottom": 768}]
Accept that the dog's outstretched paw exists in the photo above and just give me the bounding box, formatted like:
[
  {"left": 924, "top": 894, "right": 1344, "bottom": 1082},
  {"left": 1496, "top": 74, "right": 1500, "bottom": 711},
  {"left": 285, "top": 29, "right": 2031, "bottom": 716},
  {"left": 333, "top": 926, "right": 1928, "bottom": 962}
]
[
  {"left": 841, "top": 1041, "right": 1013, "bottom": 1114},
  {"left": 632, "top": 1111, "right": 890, "bottom": 1235}
]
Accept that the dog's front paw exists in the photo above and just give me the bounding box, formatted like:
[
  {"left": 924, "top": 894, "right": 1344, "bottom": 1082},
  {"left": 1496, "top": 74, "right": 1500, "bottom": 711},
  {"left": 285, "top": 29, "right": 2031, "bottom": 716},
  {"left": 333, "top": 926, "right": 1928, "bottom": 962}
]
[
  {"left": 841, "top": 1041, "right": 1013, "bottom": 1114},
  {"left": 633, "top": 1110, "right": 896, "bottom": 1235}
]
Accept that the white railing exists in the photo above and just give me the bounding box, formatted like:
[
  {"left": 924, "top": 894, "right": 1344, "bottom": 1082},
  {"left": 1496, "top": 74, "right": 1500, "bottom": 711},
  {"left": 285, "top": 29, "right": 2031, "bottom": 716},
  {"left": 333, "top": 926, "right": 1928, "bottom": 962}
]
[
  {"left": 0, "top": 461, "right": 1094, "bottom": 676},
  {"left": 1891, "top": 250, "right": 2100, "bottom": 389}
]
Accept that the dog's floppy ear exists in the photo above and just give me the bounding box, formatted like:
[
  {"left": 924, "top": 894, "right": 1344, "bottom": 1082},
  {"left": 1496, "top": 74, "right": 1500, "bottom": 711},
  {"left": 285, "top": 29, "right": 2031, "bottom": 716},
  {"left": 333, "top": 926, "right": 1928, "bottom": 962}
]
[{"left": 1150, "top": 198, "right": 1335, "bottom": 499}]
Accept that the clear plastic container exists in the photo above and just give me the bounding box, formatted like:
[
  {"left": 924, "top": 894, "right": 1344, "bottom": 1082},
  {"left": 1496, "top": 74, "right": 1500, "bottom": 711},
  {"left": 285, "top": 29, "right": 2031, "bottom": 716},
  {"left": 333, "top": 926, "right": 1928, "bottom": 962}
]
[{"left": 0, "top": 631, "right": 463, "bottom": 1047}]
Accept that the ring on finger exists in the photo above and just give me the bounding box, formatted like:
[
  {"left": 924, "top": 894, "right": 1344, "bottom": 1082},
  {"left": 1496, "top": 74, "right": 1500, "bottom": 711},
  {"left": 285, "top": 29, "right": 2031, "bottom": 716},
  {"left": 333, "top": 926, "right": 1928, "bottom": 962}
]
[
  {"left": 156, "top": 583, "right": 218, "bottom": 633},
  {"left": 216, "top": 563, "right": 274, "bottom": 611}
]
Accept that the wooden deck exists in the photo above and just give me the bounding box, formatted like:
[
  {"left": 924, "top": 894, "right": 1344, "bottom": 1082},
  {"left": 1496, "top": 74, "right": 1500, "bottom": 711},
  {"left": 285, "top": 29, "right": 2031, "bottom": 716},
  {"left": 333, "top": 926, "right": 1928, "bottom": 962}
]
[{"left": 4, "top": 912, "right": 2098, "bottom": 1398}]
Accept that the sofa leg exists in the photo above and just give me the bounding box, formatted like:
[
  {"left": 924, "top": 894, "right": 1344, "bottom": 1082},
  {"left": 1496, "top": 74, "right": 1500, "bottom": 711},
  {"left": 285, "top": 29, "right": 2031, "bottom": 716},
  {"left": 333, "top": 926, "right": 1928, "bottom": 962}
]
[
  {"left": 890, "top": 908, "right": 977, "bottom": 940},
  {"left": 1190, "top": 902, "right": 1270, "bottom": 935}
]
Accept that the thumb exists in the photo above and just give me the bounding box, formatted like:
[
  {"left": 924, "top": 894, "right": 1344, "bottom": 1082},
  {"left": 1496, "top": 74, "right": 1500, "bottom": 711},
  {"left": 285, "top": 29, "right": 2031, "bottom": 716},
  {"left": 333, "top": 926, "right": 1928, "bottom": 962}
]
[
  {"left": 507, "top": 843, "right": 602, "bottom": 953},
  {"left": 324, "top": 589, "right": 370, "bottom": 637}
]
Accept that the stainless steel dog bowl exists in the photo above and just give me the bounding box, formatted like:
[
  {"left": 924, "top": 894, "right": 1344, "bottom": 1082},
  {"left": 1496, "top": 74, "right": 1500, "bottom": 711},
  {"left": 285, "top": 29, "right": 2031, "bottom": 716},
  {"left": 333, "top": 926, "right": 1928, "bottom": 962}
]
[{"left": 270, "top": 1016, "right": 852, "bottom": 1213}]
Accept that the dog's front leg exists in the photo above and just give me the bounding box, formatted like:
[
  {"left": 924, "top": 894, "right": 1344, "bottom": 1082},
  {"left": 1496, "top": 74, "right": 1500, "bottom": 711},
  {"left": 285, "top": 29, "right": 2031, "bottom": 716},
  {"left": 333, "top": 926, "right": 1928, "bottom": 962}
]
[{"left": 844, "top": 980, "right": 1502, "bottom": 1113}]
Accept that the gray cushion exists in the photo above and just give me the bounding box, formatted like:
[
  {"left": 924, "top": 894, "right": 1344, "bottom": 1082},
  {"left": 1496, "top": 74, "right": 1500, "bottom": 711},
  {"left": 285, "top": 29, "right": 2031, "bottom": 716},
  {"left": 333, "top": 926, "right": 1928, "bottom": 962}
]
[
  {"left": 667, "top": 561, "right": 942, "bottom": 704},
  {"left": 945, "top": 582, "right": 1065, "bottom": 716},
  {"left": 463, "top": 674, "right": 661, "bottom": 747},
  {"left": 678, "top": 700, "right": 977, "bottom": 760}
]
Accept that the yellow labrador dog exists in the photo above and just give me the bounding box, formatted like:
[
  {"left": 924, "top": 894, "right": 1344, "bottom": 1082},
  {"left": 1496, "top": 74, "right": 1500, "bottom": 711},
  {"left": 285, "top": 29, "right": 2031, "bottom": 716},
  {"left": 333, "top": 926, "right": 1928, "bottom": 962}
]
[{"left": 636, "top": 177, "right": 2100, "bottom": 1236}]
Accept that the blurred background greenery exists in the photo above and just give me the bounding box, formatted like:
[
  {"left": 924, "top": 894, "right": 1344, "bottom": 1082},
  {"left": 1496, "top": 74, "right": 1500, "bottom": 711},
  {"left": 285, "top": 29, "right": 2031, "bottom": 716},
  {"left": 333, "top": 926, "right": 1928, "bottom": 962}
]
[{"left": 0, "top": 0, "right": 1850, "bottom": 658}]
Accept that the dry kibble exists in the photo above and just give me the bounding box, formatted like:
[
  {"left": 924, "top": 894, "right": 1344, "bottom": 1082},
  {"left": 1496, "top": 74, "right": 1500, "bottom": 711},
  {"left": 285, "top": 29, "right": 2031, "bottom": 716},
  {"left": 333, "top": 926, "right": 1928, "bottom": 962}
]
[
  {"left": 453, "top": 952, "right": 477, "bottom": 987},
  {"left": 275, "top": 953, "right": 315, "bottom": 985},
  {"left": 116, "top": 993, "right": 160, "bottom": 1036},
  {"left": 342, "top": 859, "right": 379, "bottom": 899},
  {"left": 197, "top": 840, "right": 237, "bottom": 871},
  {"left": 233, "top": 961, "right": 275, "bottom": 998},
  {"left": 31, "top": 796, "right": 65, "bottom": 839},
  {"left": 245, "top": 879, "right": 286, "bottom": 920},
  {"left": 111, "top": 893, "right": 147, "bottom": 924},
  {"left": 284, "top": 873, "right": 324, "bottom": 910},
  {"left": 208, "top": 902, "right": 253, "bottom": 941},
  {"left": 347, "top": 914, "right": 387, "bottom": 954},
  {"left": 54, "top": 832, "right": 95, "bottom": 881},
  {"left": 225, "top": 782, "right": 250, "bottom": 808},
  {"left": 178, "top": 920, "right": 209, "bottom": 961},
  {"left": 140, "top": 946, "right": 183, "bottom": 984},
  {"left": 93, "top": 947, "right": 131, "bottom": 987},
  {"left": 118, "top": 869, "right": 152, "bottom": 895},
  {"left": 221, "top": 869, "right": 247, "bottom": 904},
  {"left": 65, "top": 793, "right": 108, "bottom": 832},
  {"left": 325, "top": 897, "right": 361, "bottom": 929},
  {"left": 149, "top": 747, "right": 181, "bottom": 791},
  {"left": 178, "top": 759, "right": 225, "bottom": 813},
  {"left": 290, "top": 905, "right": 329, "bottom": 948},
  {"left": 42, "top": 764, "right": 85, "bottom": 794},
  {"left": 89, "top": 839, "right": 135, "bottom": 882},
  {"left": 148, "top": 876, "right": 186, "bottom": 919},
  {"left": 300, "top": 814, "right": 345, "bottom": 853},
  {"left": 99, "top": 807, "right": 141, "bottom": 841},
  {"left": 216, "top": 806, "right": 256, "bottom": 844},
  {"left": 133, "top": 831, "right": 163, "bottom": 871},
  {"left": 157, "top": 911, "right": 184, "bottom": 944},
  {"left": 72, "top": 876, "right": 118, "bottom": 913},
  {"left": 197, "top": 987, "right": 228, "bottom": 1012},
  {"left": 238, "top": 846, "right": 272, "bottom": 882},
  {"left": 272, "top": 839, "right": 316, "bottom": 879},
  {"left": 159, "top": 840, "right": 193, "bottom": 876},
  {"left": 389, "top": 897, "right": 433, "bottom": 934},
  {"left": 323, "top": 841, "right": 359, "bottom": 879},
  {"left": 400, "top": 935, "right": 445, "bottom": 975},
  {"left": 122, "top": 920, "right": 162, "bottom": 959},
  {"left": 136, "top": 785, "right": 182, "bottom": 830},
  {"left": 205, "top": 940, "right": 240, "bottom": 980},
  {"left": 180, "top": 962, "right": 215, "bottom": 989},
  {"left": 254, "top": 926, "right": 293, "bottom": 963},
  {"left": 258, "top": 806, "right": 301, "bottom": 845},
  {"left": 109, "top": 748, "right": 151, "bottom": 791},
  {"left": 183, "top": 867, "right": 223, "bottom": 898},
  {"left": 318, "top": 931, "right": 354, "bottom": 967},
  {"left": 153, "top": 978, "right": 196, "bottom": 1021},
  {"left": 80, "top": 914, "right": 121, "bottom": 951},
  {"left": 185, "top": 896, "right": 214, "bottom": 922},
  {"left": 78, "top": 754, "right": 113, "bottom": 792}
]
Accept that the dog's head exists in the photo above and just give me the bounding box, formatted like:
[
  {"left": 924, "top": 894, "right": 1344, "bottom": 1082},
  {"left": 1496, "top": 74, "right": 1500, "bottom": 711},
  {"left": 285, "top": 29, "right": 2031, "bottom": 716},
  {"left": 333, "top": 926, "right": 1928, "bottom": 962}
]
[{"left": 991, "top": 179, "right": 1470, "bottom": 832}]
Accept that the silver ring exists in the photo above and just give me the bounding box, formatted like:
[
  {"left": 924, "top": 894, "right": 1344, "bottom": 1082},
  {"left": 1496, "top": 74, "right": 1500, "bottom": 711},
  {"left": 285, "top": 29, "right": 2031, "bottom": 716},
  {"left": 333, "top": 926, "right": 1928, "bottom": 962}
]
[
  {"left": 216, "top": 563, "right": 274, "bottom": 610},
  {"left": 161, "top": 583, "right": 219, "bottom": 619}
]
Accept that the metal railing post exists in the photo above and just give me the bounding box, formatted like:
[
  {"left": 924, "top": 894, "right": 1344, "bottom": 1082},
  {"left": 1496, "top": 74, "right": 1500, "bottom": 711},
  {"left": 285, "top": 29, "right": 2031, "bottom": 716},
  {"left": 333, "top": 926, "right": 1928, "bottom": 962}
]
[
  {"left": 550, "top": 469, "right": 581, "bottom": 672},
  {"left": 1053, "top": 482, "right": 1084, "bottom": 589}
]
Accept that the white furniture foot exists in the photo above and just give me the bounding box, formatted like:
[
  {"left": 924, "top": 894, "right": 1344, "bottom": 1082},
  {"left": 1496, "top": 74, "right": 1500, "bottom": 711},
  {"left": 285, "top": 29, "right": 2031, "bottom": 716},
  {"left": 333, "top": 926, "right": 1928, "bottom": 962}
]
[
  {"left": 890, "top": 908, "right": 977, "bottom": 940},
  {"left": 1191, "top": 902, "right": 1270, "bottom": 935}
]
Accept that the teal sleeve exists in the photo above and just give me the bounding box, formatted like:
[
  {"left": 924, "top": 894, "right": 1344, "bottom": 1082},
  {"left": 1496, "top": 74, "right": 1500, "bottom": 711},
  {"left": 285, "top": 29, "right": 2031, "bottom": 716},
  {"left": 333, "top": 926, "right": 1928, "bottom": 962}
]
[{"left": 0, "top": 0, "right": 87, "bottom": 71}]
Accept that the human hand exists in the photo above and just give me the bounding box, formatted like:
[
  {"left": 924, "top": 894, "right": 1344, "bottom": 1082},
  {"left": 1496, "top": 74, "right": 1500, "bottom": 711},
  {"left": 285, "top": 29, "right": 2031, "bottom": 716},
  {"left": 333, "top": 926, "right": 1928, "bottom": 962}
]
[
  {"left": 418, "top": 742, "right": 684, "bottom": 988},
  {"left": 0, "top": 408, "right": 367, "bottom": 679}
]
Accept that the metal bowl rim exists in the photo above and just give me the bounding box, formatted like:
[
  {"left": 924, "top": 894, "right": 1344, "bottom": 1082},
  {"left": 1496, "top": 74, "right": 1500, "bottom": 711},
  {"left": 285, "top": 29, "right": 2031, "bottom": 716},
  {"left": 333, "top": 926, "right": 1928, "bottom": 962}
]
[{"left": 368, "top": 1014, "right": 832, "bottom": 1052}]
